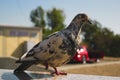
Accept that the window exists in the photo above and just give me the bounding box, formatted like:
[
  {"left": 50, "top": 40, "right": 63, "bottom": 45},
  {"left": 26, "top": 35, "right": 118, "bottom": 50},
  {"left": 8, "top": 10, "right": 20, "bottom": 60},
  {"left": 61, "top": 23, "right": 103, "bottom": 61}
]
[{"left": 9, "top": 30, "right": 28, "bottom": 36}]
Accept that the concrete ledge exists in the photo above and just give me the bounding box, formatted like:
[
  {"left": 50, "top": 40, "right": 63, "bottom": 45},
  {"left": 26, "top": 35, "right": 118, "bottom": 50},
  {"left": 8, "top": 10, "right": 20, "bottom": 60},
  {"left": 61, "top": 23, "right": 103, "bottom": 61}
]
[{"left": 0, "top": 69, "right": 120, "bottom": 80}]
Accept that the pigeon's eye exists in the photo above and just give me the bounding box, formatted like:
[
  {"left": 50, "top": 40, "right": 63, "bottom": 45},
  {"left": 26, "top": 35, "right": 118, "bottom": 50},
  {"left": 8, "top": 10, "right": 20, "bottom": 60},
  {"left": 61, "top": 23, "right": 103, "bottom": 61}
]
[{"left": 78, "top": 16, "right": 82, "bottom": 18}]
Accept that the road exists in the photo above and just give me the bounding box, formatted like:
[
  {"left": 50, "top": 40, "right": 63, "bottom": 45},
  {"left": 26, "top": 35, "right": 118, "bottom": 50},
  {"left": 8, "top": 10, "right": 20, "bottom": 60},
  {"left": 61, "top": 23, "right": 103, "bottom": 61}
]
[
  {"left": 0, "top": 57, "right": 120, "bottom": 80},
  {"left": 0, "top": 57, "right": 120, "bottom": 72},
  {"left": 0, "top": 69, "right": 120, "bottom": 80},
  {"left": 57, "top": 61, "right": 120, "bottom": 70}
]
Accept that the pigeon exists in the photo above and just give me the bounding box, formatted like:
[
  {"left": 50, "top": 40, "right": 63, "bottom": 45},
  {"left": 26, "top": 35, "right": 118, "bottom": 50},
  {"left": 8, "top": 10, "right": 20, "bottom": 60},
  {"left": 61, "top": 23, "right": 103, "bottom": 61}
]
[{"left": 14, "top": 13, "right": 91, "bottom": 75}]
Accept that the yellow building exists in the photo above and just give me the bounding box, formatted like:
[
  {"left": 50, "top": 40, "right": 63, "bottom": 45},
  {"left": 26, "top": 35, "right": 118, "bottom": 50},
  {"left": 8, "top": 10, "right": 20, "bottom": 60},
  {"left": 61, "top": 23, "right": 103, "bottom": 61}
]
[{"left": 0, "top": 25, "right": 42, "bottom": 57}]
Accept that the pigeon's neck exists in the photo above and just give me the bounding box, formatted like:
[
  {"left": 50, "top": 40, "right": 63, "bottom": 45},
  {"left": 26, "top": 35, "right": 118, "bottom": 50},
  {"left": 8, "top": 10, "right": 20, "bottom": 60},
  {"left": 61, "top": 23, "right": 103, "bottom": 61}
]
[{"left": 67, "top": 22, "right": 83, "bottom": 39}]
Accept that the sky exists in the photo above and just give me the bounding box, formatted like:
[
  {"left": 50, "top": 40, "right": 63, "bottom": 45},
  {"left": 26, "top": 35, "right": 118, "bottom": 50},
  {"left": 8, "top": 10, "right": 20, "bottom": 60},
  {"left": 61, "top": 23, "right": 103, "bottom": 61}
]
[{"left": 0, "top": 0, "right": 120, "bottom": 34}]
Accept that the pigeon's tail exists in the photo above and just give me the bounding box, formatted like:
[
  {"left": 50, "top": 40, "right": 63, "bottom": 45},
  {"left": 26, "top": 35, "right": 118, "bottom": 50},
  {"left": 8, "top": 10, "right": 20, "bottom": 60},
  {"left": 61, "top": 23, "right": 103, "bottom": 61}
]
[
  {"left": 15, "top": 56, "right": 38, "bottom": 63},
  {"left": 14, "top": 62, "right": 34, "bottom": 73}
]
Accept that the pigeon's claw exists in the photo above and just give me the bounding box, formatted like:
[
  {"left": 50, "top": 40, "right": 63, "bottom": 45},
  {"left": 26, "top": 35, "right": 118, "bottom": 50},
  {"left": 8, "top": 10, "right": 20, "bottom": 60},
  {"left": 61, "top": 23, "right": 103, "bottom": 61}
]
[
  {"left": 51, "top": 71, "right": 67, "bottom": 75},
  {"left": 51, "top": 67, "right": 67, "bottom": 75},
  {"left": 45, "top": 63, "right": 49, "bottom": 70}
]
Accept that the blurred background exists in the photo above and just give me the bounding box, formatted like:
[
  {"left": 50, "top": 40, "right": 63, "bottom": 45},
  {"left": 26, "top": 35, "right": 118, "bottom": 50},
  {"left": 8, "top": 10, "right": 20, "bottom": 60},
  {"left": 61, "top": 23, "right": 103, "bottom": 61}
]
[{"left": 0, "top": 0, "right": 120, "bottom": 77}]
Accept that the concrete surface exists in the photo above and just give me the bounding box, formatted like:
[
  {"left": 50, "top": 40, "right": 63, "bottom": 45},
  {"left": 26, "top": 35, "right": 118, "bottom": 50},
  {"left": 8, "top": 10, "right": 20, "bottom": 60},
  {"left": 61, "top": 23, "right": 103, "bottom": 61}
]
[
  {"left": 0, "top": 69, "right": 120, "bottom": 80},
  {"left": 58, "top": 61, "right": 120, "bottom": 70}
]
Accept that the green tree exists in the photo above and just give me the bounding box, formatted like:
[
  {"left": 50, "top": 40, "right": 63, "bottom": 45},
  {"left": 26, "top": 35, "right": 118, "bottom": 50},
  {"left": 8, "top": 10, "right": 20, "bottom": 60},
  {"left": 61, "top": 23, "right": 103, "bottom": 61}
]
[
  {"left": 47, "top": 8, "right": 65, "bottom": 30},
  {"left": 30, "top": 6, "right": 46, "bottom": 28},
  {"left": 82, "top": 21, "right": 108, "bottom": 53},
  {"left": 82, "top": 20, "right": 120, "bottom": 57},
  {"left": 82, "top": 20, "right": 102, "bottom": 51},
  {"left": 110, "top": 34, "right": 120, "bottom": 57},
  {"left": 42, "top": 8, "right": 65, "bottom": 38}
]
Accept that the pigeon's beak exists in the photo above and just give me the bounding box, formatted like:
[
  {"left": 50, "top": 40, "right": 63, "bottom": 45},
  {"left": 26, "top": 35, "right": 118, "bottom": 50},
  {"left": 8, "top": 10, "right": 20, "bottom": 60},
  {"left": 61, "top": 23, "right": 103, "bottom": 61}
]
[{"left": 88, "top": 19, "right": 92, "bottom": 24}]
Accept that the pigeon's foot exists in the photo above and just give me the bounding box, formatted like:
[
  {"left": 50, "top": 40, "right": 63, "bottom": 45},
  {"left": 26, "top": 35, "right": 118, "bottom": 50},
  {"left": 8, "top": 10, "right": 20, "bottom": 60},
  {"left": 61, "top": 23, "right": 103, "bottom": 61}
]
[
  {"left": 51, "top": 71, "right": 67, "bottom": 75},
  {"left": 52, "top": 67, "right": 67, "bottom": 75},
  {"left": 45, "top": 63, "right": 49, "bottom": 70}
]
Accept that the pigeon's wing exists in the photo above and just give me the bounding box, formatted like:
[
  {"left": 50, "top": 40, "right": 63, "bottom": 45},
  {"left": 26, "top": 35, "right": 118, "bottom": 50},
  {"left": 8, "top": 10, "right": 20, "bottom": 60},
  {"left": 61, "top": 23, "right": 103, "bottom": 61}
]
[
  {"left": 33, "top": 31, "right": 64, "bottom": 60},
  {"left": 19, "top": 41, "right": 41, "bottom": 60},
  {"left": 20, "top": 31, "right": 60, "bottom": 61}
]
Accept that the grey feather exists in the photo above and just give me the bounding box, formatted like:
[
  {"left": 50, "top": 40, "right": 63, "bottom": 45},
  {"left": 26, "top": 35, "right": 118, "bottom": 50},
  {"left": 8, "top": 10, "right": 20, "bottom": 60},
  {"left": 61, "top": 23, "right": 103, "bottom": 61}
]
[{"left": 14, "top": 13, "right": 91, "bottom": 72}]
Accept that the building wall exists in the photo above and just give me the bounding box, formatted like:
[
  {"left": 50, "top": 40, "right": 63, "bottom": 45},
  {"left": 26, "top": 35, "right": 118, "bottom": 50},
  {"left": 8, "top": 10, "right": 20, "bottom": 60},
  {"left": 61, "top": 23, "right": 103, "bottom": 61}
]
[
  {"left": 0, "top": 25, "right": 42, "bottom": 57},
  {"left": 0, "top": 31, "right": 3, "bottom": 56}
]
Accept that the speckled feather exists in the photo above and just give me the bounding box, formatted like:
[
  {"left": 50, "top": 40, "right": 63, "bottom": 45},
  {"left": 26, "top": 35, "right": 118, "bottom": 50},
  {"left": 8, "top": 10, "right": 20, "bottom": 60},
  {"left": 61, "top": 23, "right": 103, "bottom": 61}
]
[{"left": 19, "top": 13, "right": 90, "bottom": 67}]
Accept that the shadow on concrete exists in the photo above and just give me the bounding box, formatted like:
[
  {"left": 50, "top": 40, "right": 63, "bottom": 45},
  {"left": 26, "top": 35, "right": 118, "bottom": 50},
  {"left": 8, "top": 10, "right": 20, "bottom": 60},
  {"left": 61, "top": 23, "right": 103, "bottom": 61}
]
[
  {"left": 14, "top": 72, "right": 32, "bottom": 80},
  {"left": 0, "top": 57, "right": 52, "bottom": 72},
  {"left": 12, "top": 41, "right": 27, "bottom": 58},
  {"left": 0, "top": 57, "right": 17, "bottom": 69},
  {"left": 1, "top": 71, "right": 54, "bottom": 80},
  {"left": 14, "top": 72, "right": 54, "bottom": 80}
]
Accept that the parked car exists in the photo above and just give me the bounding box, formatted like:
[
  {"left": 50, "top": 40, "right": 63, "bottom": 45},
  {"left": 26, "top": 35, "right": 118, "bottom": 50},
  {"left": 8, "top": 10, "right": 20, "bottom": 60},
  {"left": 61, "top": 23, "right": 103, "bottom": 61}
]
[{"left": 71, "top": 46, "right": 104, "bottom": 64}]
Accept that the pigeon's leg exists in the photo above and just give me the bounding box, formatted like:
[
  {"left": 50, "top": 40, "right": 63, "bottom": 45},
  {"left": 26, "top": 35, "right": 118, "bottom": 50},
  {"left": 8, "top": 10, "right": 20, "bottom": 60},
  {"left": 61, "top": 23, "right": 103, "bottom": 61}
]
[
  {"left": 51, "top": 67, "right": 67, "bottom": 75},
  {"left": 45, "top": 63, "right": 49, "bottom": 70}
]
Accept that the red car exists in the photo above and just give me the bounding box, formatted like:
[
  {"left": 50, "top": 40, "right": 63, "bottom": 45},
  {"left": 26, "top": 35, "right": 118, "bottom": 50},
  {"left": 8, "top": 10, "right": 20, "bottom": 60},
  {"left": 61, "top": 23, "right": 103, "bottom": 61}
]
[{"left": 72, "top": 46, "right": 104, "bottom": 64}]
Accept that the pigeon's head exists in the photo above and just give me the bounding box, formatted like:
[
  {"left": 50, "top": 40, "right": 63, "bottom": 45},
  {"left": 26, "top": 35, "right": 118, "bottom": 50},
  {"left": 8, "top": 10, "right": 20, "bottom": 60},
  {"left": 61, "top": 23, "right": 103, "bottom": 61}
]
[{"left": 72, "top": 13, "right": 91, "bottom": 25}]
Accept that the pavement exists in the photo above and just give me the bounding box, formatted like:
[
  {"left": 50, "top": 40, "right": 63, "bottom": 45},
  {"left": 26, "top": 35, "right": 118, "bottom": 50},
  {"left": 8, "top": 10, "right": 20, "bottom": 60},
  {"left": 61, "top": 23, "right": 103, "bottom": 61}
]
[
  {"left": 0, "top": 69, "right": 120, "bottom": 80},
  {"left": 58, "top": 61, "right": 120, "bottom": 70}
]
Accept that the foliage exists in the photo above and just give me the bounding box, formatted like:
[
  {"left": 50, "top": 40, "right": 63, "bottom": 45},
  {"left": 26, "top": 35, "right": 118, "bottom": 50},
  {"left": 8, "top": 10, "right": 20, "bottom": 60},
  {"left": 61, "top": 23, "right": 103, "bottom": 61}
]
[
  {"left": 30, "top": 6, "right": 46, "bottom": 28},
  {"left": 42, "top": 8, "right": 65, "bottom": 38},
  {"left": 82, "top": 20, "right": 120, "bottom": 57},
  {"left": 47, "top": 8, "right": 65, "bottom": 30},
  {"left": 30, "top": 7, "right": 65, "bottom": 38},
  {"left": 43, "top": 25, "right": 65, "bottom": 39},
  {"left": 110, "top": 34, "right": 120, "bottom": 57}
]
